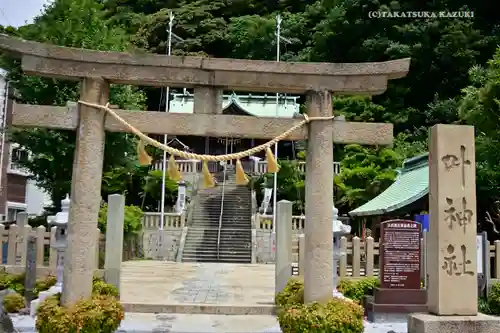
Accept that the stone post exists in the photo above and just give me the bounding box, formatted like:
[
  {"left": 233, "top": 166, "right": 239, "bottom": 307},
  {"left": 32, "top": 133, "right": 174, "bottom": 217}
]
[
  {"left": 104, "top": 194, "right": 125, "bottom": 292},
  {"left": 63, "top": 78, "right": 109, "bottom": 306},
  {"left": 304, "top": 91, "right": 334, "bottom": 303},
  {"left": 298, "top": 234, "right": 305, "bottom": 276},
  {"left": 408, "top": 124, "right": 500, "bottom": 332},
  {"left": 275, "top": 200, "right": 293, "bottom": 294},
  {"left": 428, "top": 124, "right": 477, "bottom": 315},
  {"left": 16, "top": 212, "right": 28, "bottom": 265},
  {"left": 193, "top": 87, "right": 223, "bottom": 114}
]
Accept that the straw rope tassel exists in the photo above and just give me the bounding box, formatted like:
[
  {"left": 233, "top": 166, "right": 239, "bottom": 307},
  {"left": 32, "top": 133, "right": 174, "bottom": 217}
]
[
  {"left": 265, "top": 147, "right": 279, "bottom": 173},
  {"left": 167, "top": 155, "right": 183, "bottom": 181},
  {"left": 202, "top": 161, "right": 215, "bottom": 188},
  {"left": 235, "top": 159, "right": 249, "bottom": 185},
  {"left": 137, "top": 140, "right": 152, "bottom": 166},
  {"left": 77, "top": 101, "right": 335, "bottom": 164}
]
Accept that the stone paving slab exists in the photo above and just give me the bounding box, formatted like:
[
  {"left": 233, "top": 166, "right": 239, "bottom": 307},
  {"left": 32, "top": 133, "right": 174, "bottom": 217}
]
[
  {"left": 11, "top": 313, "right": 408, "bottom": 333},
  {"left": 120, "top": 261, "right": 275, "bottom": 307}
]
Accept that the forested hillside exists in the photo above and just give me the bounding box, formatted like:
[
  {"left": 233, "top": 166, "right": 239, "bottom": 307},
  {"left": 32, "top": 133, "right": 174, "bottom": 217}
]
[{"left": 1, "top": 0, "right": 500, "bottom": 233}]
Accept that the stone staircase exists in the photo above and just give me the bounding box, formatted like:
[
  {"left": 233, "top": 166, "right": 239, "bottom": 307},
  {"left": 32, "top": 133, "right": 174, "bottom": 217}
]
[{"left": 182, "top": 168, "right": 252, "bottom": 263}]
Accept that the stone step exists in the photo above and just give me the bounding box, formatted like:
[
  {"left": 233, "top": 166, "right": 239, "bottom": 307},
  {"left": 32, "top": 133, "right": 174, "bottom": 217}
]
[
  {"left": 182, "top": 249, "right": 249, "bottom": 256},
  {"left": 184, "top": 239, "right": 251, "bottom": 246},
  {"left": 186, "top": 229, "right": 252, "bottom": 235}
]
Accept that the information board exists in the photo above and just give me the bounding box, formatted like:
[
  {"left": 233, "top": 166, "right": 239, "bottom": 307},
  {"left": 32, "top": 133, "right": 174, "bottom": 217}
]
[{"left": 380, "top": 219, "right": 421, "bottom": 289}]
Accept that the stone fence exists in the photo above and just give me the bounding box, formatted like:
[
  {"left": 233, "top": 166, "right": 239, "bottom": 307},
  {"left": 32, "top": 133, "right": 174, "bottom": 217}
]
[
  {"left": 142, "top": 212, "right": 186, "bottom": 229},
  {"left": 0, "top": 224, "right": 105, "bottom": 277},
  {"left": 152, "top": 159, "right": 341, "bottom": 175}
]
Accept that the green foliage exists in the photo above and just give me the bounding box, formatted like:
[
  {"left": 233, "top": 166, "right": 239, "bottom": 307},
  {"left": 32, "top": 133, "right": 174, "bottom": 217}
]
[
  {"left": 479, "top": 296, "right": 492, "bottom": 315},
  {"left": 337, "top": 277, "right": 380, "bottom": 303},
  {"left": 7, "top": 273, "right": 26, "bottom": 296},
  {"left": 459, "top": 50, "right": 500, "bottom": 217},
  {"left": 253, "top": 160, "right": 305, "bottom": 215},
  {"left": 98, "top": 204, "right": 143, "bottom": 237},
  {"left": 277, "top": 299, "right": 364, "bottom": 333},
  {"left": 36, "top": 295, "right": 124, "bottom": 333},
  {"left": 276, "top": 278, "right": 364, "bottom": 333},
  {"left": 101, "top": 165, "right": 179, "bottom": 211},
  {"left": 92, "top": 280, "right": 120, "bottom": 298},
  {"left": 36, "top": 278, "right": 124, "bottom": 333},
  {"left": 275, "top": 277, "right": 304, "bottom": 308},
  {"left": 3, "top": 293, "right": 25, "bottom": 313},
  {"left": 0, "top": 272, "right": 57, "bottom": 297},
  {"left": 0, "top": 273, "right": 11, "bottom": 290},
  {"left": 334, "top": 145, "right": 402, "bottom": 211},
  {"left": 486, "top": 281, "right": 500, "bottom": 315}
]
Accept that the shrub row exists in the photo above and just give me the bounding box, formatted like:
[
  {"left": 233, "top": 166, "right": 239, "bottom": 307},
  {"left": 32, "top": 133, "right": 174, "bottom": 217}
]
[
  {"left": 0, "top": 272, "right": 58, "bottom": 313},
  {"left": 275, "top": 277, "right": 369, "bottom": 333}
]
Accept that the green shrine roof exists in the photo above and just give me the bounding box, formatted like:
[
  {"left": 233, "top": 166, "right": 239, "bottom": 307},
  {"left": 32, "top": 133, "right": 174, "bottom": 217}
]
[
  {"left": 349, "top": 153, "right": 429, "bottom": 217},
  {"left": 169, "top": 92, "right": 300, "bottom": 118}
]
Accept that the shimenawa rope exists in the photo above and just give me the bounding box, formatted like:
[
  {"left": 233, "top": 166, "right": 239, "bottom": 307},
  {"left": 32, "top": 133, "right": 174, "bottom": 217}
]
[{"left": 78, "top": 100, "right": 335, "bottom": 162}]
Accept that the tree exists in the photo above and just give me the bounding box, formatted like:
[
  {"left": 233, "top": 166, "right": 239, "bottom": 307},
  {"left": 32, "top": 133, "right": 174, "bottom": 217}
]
[
  {"left": 0, "top": 0, "right": 146, "bottom": 211},
  {"left": 102, "top": 165, "right": 179, "bottom": 211},
  {"left": 458, "top": 48, "right": 500, "bottom": 218},
  {"left": 334, "top": 144, "right": 402, "bottom": 211},
  {"left": 252, "top": 160, "right": 305, "bottom": 215}
]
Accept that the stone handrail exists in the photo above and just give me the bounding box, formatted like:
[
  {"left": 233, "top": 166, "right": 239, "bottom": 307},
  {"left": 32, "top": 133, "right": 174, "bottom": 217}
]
[
  {"left": 256, "top": 214, "right": 306, "bottom": 230},
  {"left": 152, "top": 159, "right": 341, "bottom": 175},
  {"left": 142, "top": 212, "right": 185, "bottom": 229},
  {"left": 254, "top": 161, "right": 341, "bottom": 175}
]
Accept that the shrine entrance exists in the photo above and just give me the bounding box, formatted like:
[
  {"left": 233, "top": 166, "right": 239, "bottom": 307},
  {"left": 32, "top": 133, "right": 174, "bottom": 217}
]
[{"left": 0, "top": 33, "right": 409, "bottom": 307}]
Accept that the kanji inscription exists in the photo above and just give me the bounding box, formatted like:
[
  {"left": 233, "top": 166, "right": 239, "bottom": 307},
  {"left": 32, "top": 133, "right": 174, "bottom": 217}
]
[
  {"left": 442, "top": 244, "right": 474, "bottom": 277},
  {"left": 441, "top": 145, "right": 471, "bottom": 188},
  {"left": 443, "top": 197, "right": 474, "bottom": 233}
]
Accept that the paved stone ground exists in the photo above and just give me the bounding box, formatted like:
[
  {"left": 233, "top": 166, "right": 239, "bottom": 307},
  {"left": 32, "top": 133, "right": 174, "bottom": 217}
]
[
  {"left": 11, "top": 313, "right": 408, "bottom": 332},
  {"left": 120, "top": 261, "right": 275, "bottom": 305}
]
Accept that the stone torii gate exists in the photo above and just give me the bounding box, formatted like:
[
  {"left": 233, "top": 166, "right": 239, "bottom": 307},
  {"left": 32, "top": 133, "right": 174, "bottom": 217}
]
[{"left": 0, "top": 34, "right": 410, "bottom": 306}]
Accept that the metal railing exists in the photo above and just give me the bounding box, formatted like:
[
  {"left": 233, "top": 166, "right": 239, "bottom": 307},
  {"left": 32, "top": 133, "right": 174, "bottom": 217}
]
[{"left": 216, "top": 163, "right": 227, "bottom": 261}]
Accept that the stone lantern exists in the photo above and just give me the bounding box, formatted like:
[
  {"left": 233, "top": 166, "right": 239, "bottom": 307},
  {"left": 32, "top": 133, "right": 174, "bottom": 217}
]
[
  {"left": 46, "top": 194, "right": 70, "bottom": 289},
  {"left": 30, "top": 195, "right": 70, "bottom": 316},
  {"left": 332, "top": 203, "right": 351, "bottom": 298}
]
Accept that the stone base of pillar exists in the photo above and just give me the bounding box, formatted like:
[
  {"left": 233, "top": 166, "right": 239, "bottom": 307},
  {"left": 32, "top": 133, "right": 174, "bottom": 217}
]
[{"left": 408, "top": 313, "right": 500, "bottom": 333}]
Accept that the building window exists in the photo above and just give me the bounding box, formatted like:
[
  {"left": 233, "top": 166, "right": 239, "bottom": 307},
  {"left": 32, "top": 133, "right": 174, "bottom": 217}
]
[
  {"left": 7, "top": 208, "right": 25, "bottom": 222},
  {"left": 11, "top": 146, "right": 29, "bottom": 169}
]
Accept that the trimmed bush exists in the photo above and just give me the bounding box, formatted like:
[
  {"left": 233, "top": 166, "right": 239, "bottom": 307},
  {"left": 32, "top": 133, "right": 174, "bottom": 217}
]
[
  {"left": 36, "top": 278, "right": 124, "bottom": 333},
  {"left": 275, "top": 277, "right": 304, "bottom": 308},
  {"left": 337, "top": 277, "right": 380, "bottom": 303},
  {"left": 3, "top": 293, "right": 25, "bottom": 313},
  {"left": 0, "top": 273, "right": 11, "bottom": 290},
  {"left": 277, "top": 298, "right": 364, "bottom": 333},
  {"left": 93, "top": 280, "right": 119, "bottom": 297},
  {"left": 36, "top": 295, "right": 124, "bottom": 333},
  {"left": 8, "top": 273, "right": 25, "bottom": 296}
]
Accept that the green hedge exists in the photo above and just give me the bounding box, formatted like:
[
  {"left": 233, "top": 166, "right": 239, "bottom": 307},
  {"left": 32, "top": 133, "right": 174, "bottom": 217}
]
[
  {"left": 36, "top": 278, "right": 124, "bottom": 333},
  {"left": 275, "top": 277, "right": 366, "bottom": 333}
]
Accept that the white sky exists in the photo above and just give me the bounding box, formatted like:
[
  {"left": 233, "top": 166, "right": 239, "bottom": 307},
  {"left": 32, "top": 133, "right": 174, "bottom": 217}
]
[{"left": 0, "top": 0, "right": 52, "bottom": 27}]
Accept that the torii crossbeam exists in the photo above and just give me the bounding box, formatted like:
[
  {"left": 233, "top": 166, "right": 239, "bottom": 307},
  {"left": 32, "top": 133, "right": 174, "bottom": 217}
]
[{"left": 0, "top": 34, "right": 410, "bottom": 306}]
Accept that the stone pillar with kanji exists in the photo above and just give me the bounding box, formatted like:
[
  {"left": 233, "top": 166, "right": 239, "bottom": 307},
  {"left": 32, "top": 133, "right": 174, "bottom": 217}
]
[{"left": 408, "top": 124, "right": 500, "bottom": 333}]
